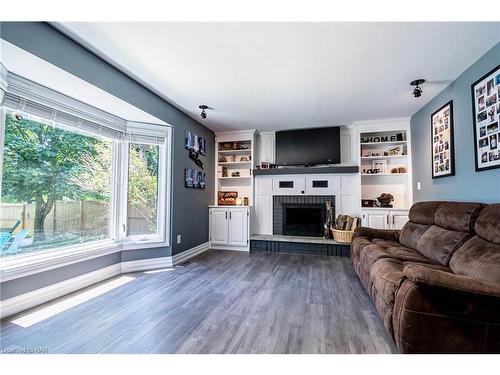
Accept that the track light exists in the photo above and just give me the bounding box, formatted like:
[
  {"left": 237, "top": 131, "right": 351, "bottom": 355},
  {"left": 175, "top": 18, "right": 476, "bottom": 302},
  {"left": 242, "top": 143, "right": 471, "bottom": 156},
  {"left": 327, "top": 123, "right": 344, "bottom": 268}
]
[
  {"left": 410, "top": 79, "right": 425, "bottom": 98},
  {"left": 199, "top": 105, "right": 208, "bottom": 119}
]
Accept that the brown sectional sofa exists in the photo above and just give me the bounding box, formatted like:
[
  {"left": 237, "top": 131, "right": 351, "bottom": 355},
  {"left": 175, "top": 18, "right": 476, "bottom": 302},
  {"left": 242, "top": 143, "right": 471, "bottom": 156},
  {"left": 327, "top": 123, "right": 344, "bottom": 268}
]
[{"left": 351, "top": 201, "right": 500, "bottom": 353}]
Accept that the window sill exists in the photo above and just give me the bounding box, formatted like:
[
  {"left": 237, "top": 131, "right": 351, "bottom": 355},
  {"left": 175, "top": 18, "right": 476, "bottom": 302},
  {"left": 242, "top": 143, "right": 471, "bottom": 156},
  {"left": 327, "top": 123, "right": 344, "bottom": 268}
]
[
  {"left": 121, "top": 237, "right": 169, "bottom": 251},
  {"left": 0, "top": 238, "right": 169, "bottom": 282}
]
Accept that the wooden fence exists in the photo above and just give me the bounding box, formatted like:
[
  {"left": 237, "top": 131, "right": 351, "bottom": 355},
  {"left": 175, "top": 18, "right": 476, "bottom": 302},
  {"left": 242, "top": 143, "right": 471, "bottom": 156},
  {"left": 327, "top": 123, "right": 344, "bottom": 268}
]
[
  {"left": 0, "top": 201, "right": 152, "bottom": 237},
  {"left": 0, "top": 201, "right": 109, "bottom": 237}
]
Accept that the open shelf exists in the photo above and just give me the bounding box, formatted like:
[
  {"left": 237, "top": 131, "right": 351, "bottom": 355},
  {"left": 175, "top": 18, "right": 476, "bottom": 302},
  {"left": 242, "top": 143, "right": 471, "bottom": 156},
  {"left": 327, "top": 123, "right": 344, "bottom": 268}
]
[
  {"left": 218, "top": 149, "right": 252, "bottom": 154},
  {"left": 360, "top": 141, "right": 407, "bottom": 146},
  {"left": 361, "top": 173, "right": 407, "bottom": 176},
  {"left": 218, "top": 176, "right": 252, "bottom": 179},
  {"left": 218, "top": 161, "right": 252, "bottom": 165},
  {"left": 360, "top": 155, "right": 407, "bottom": 160},
  {"left": 359, "top": 206, "right": 409, "bottom": 211}
]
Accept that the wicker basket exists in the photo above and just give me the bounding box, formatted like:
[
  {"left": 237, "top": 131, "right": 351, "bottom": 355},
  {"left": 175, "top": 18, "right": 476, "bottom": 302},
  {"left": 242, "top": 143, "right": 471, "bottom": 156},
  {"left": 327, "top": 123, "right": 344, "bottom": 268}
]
[{"left": 331, "top": 229, "right": 354, "bottom": 244}]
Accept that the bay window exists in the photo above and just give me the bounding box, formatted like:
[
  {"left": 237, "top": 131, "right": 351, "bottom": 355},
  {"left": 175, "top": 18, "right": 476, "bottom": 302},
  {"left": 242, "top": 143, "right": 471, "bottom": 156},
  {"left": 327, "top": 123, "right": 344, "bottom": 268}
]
[{"left": 0, "top": 74, "right": 171, "bottom": 263}]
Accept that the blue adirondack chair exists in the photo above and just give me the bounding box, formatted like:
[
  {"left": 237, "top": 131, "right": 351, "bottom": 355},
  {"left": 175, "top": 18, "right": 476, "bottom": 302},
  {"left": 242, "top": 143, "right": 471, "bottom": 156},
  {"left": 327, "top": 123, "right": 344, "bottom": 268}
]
[
  {"left": 0, "top": 220, "right": 28, "bottom": 255},
  {"left": 0, "top": 220, "right": 21, "bottom": 245},
  {"left": 2, "top": 229, "right": 29, "bottom": 255}
]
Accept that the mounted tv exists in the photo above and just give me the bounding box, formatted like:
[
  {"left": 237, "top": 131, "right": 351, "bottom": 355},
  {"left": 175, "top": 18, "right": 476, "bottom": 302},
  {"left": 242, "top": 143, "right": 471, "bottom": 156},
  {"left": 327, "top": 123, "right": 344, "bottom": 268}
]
[{"left": 276, "top": 127, "right": 341, "bottom": 166}]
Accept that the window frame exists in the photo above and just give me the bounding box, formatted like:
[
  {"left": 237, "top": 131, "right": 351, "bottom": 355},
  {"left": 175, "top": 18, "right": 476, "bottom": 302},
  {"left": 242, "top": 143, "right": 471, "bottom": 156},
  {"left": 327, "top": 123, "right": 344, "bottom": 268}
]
[
  {"left": 117, "top": 128, "right": 171, "bottom": 248},
  {"left": 0, "top": 71, "right": 172, "bottom": 281}
]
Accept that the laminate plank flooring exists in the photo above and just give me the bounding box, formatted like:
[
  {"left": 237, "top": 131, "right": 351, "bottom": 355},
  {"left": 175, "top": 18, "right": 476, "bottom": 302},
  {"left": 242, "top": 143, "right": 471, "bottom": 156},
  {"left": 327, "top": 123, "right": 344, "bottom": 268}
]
[{"left": 0, "top": 250, "right": 398, "bottom": 354}]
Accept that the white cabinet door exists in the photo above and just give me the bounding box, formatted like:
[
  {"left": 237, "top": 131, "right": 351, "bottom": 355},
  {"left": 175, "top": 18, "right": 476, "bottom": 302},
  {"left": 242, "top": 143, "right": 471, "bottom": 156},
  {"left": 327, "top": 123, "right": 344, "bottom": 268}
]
[
  {"left": 366, "top": 212, "right": 389, "bottom": 229},
  {"left": 210, "top": 208, "right": 229, "bottom": 245},
  {"left": 391, "top": 212, "right": 409, "bottom": 230},
  {"left": 228, "top": 209, "right": 248, "bottom": 247}
]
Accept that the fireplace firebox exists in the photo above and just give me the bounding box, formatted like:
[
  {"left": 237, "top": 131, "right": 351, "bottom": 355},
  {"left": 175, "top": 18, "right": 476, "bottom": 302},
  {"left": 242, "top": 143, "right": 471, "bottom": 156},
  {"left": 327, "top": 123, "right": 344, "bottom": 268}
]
[
  {"left": 273, "top": 195, "right": 335, "bottom": 237},
  {"left": 282, "top": 204, "right": 325, "bottom": 236}
]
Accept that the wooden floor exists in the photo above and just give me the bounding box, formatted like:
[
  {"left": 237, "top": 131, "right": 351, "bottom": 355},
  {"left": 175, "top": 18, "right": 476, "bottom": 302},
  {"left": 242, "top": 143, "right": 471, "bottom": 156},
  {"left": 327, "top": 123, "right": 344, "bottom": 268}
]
[{"left": 0, "top": 250, "right": 398, "bottom": 354}]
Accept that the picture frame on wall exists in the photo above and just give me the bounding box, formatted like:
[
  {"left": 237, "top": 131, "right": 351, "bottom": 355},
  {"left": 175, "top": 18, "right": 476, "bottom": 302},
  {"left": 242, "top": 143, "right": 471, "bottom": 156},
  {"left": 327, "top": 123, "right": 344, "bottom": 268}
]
[
  {"left": 471, "top": 64, "right": 500, "bottom": 172},
  {"left": 431, "top": 100, "right": 455, "bottom": 178},
  {"left": 185, "top": 168, "right": 206, "bottom": 189},
  {"left": 185, "top": 131, "right": 207, "bottom": 156}
]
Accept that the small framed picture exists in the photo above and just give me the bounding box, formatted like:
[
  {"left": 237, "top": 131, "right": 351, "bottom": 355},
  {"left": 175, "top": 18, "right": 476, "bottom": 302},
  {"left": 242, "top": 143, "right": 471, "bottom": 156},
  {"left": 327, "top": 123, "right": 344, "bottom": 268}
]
[
  {"left": 260, "top": 162, "right": 270, "bottom": 169},
  {"left": 218, "top": 191, "right": 238, "bottom": 205},
  {"left": 185, "top": 168, "right": 206, "bottom": 189},
  {"left": 371, "top": 159, "right": 387, "bottom": 174},
  {"left": 471, "top": 64, "right": 500, "bottom": 172}
]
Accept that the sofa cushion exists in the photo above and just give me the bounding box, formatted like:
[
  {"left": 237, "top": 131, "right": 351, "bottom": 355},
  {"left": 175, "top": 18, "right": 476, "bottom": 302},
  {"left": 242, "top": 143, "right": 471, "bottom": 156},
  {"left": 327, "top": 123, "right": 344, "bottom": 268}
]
[
  {"left": 450, "top": 235, "right": 500, "bottom": 283},
  {"left": 360, "top": 242, "right": 436, "bottom": 272},
  {"left": 351, "top": 236, "right": 374, "bottom": 260},
  {"left": 351, "top": 236, "right": 401, "bottom": 260},
  {"left": 416, "top": 225, "right": 471, "bottom": 266},
  {"left": 434, "top": 202, "right": 485, "bottom": 232},
  {"left": 370, "top": 259, "right": 451, "bottom": 306},
  {"left": 399, "top": 221, "right": 431, "bottom": 250},
  {"left": 408, "top": 201, "right": 444, "bottom": 225},
  {"left": 370, "top": 258, "right": 404, "bottom": 305},
  {"left": 474, "top": 204, "right": 500, "bottom": 245}
]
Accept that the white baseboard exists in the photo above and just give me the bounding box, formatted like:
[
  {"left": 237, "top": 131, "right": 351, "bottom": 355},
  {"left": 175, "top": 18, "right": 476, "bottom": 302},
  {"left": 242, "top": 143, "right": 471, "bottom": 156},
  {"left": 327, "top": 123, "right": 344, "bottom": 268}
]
[
  {"left": 0, "top": 264, "right": 121, "bottom": 319},
  {"left": 211, "top": 245, "right": 249, "bottom": 252},
  {"left": 0, "top": 242, "right": 212, "bottom": 319},
  {"left": 172, "top": 241, "right": 210, "bottom": 265},
  {"left": 120, "top": 257, "right": 173, "bottom": 273}
]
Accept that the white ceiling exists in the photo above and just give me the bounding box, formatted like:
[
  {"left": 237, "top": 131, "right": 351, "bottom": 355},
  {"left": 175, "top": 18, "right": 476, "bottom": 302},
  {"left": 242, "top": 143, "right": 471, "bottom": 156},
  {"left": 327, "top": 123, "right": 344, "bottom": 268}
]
[{"left": 56, "top": 22, "right": 500, "bottom": 132}]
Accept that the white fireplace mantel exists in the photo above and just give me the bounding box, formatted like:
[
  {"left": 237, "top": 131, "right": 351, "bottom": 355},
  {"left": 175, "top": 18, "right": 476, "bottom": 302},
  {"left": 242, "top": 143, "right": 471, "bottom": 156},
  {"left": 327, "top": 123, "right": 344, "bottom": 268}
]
[{"left": 252, "top": 173, "right": 359, "bottom": 235}]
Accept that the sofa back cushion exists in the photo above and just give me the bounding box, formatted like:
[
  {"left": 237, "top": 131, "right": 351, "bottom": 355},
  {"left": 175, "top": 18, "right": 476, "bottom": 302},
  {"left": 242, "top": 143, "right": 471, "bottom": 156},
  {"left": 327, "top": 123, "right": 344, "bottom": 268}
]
[
  {"left": 407, "top": 201, "right": 444, "bottom": 225},
  {"left": 407, "top": 202, "right": 484, "bottom": 266},
  {"left": 474, "top": 204, "right": 500, "bottom": 245},
  {"left": 449, "top": 204, "right": 500, "bottom": 282},
  {"left": 434, "top": 202, "right": 485, "bottom": 232},
  {"left": 416, "top": 225, "right": 471, "bottom": 266},
  {"left": 399, "top": 222, "right": 431, "bottom": 250},
  {"left": 398, "top": 201, "right": 443, "bottom": 250},
  {"left": 450, "top": 236, "right": 500, "bottom": 282}
]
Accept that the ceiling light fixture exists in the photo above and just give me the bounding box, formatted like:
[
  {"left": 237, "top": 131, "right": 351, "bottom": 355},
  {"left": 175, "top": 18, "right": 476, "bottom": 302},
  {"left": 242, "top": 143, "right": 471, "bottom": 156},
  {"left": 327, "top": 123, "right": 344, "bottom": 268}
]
[
  {"left": 410, "top": 79, "right": 425, "bottom": 98},
  {"left": 199, "top": 105, "right": 209, "bottom": 119}
]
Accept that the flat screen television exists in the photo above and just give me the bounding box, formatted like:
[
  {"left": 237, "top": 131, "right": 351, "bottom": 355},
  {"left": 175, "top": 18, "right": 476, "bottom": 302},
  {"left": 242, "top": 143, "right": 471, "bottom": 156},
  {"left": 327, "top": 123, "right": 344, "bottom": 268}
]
[{"left": 275, "top": 127, "right": 341, "bottom": 166}]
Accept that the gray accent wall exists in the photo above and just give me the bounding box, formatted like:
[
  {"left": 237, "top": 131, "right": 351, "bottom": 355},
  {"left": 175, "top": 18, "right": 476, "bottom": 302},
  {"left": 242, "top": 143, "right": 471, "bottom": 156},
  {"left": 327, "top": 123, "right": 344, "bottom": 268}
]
[
  {"left": 411, "top": 42, "right": 500, "bottom": 203},
  {"left": 0, "top": 22, "right": 214, "bottom": 299}
]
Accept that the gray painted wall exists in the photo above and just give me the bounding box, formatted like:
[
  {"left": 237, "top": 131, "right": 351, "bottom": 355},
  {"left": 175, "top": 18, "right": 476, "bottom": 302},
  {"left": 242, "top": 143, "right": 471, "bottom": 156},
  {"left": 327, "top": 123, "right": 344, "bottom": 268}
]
[
  {"left": 411, "top": 42, "right": 500, "bottom": 203},
  {"left": 0, "top": 22, "right": 214, "bottom": 299}
]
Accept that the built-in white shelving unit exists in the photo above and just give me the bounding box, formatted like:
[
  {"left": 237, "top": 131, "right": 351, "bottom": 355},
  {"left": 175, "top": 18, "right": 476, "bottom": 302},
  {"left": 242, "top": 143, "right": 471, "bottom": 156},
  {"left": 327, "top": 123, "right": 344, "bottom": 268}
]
[
  {"left": 214, "top": 130, "right": 256, "bottom": 206},
  {"left": 359, "top": 128, "right": 411, "bottom": 210},
  {"left": 351, "top": 119, "right": 413, "bottom": 230}
]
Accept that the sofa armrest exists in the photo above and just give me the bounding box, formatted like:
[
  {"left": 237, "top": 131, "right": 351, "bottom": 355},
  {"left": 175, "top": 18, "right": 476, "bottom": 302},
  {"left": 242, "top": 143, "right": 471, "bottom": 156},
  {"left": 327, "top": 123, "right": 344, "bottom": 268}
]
[
  {"left": 394, "top": 265, "right": 500, "bottom": 352},
  {"left": 353, "top": 226, "right": 400, "bottom": 242},
  {"left": 403, "top": 264, "right": 500, "bottom": 299}
]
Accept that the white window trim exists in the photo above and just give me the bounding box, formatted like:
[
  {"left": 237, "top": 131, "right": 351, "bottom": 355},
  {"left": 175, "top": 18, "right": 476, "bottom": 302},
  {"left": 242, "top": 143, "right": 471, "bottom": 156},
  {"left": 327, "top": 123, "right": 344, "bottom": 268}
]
[{"left": 0, "top": 66, "right": 172, "bottom": 282}]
